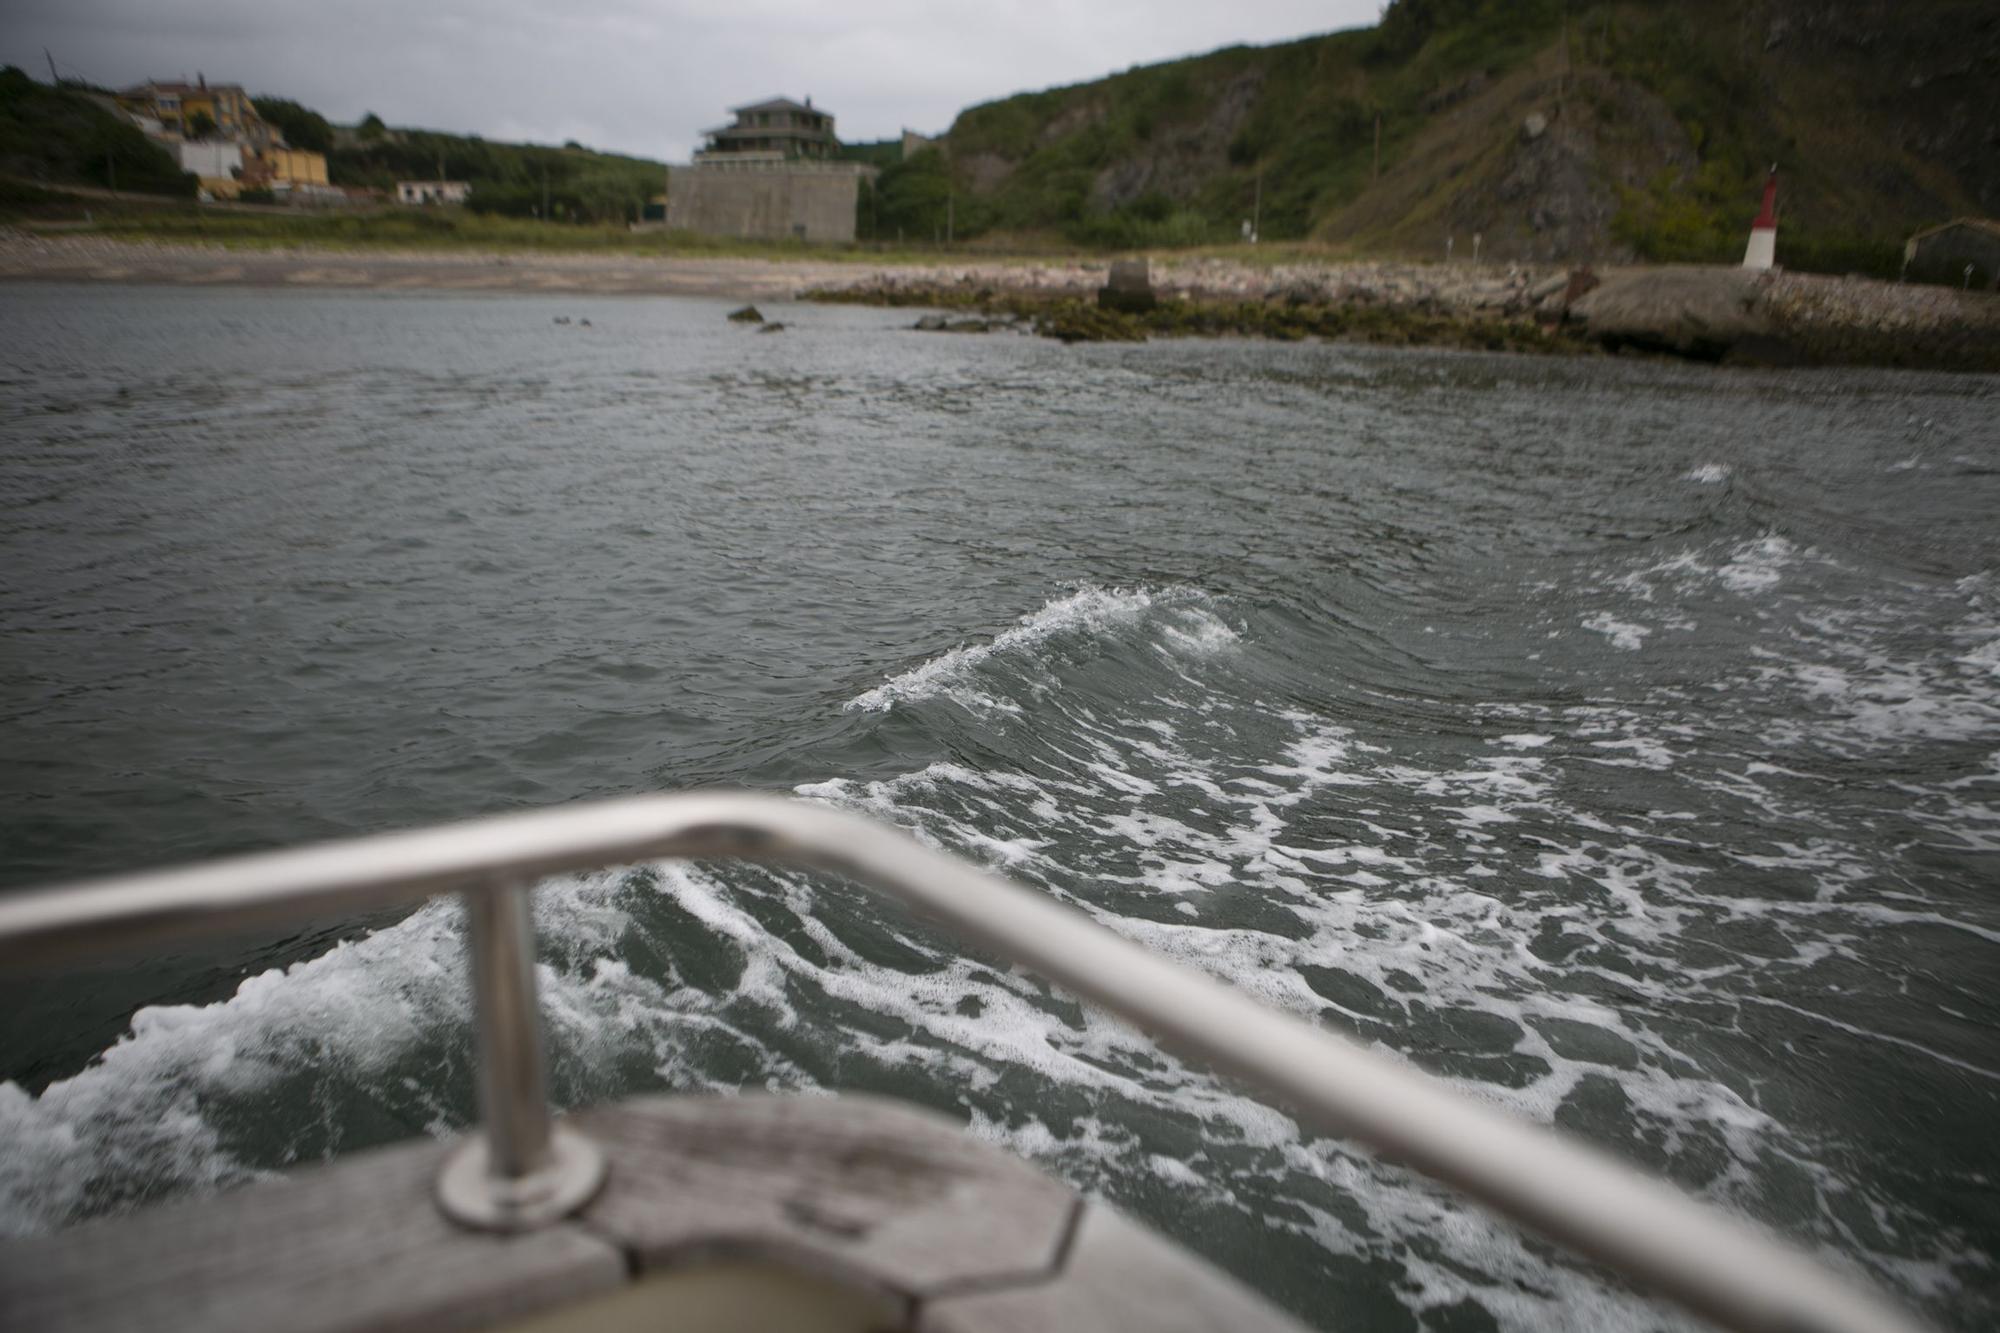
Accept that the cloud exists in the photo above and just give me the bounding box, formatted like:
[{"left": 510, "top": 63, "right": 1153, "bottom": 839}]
[{"left": 6, "top": 0, "right": 1384, "bottom": 159}]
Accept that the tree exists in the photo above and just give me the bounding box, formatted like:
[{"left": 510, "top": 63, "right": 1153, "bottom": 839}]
[
  {"left": 185, "top": 109, "right": 216, "bottom": 139},
  {"left": 253, "top": 96, "right": 332, "bottom": 153},
  {"left": 358, "top": 112, "right": 386, "bottom": 142}
]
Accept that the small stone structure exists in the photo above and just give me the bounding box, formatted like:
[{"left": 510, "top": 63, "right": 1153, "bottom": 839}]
[
  {"left": 1098, "top": 259, "right": 1157, "bottom": 313},
  {"left": 1904, "top": 218, "right": 2000, "bottom": 290}
]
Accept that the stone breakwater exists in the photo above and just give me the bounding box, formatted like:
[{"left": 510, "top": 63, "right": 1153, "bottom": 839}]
[
  {"left": 815, "top": 260, "right": 2000, "bottom": 371},
  {"left": 812, "top": 256, "right": 1578, "bottom": 319}
]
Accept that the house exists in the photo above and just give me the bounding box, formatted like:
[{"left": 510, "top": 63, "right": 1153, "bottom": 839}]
[
  {"left": 118, "top": 76, "right": 280, "bottom": 155},
  {"left": 117, "top": 74, "right": 331, "bottom": 201},
  {"left": 667, "top": 97, "right": 876, "bottom": 244},
  {"left": 1905, "top": 219, "right": 2000, "bottom": 290},
  {"left": 397, "top": 180, "right": 471, "bottom": 206},
  {"left": 697, "top": 96, "right": 840, "bottom": 162}
]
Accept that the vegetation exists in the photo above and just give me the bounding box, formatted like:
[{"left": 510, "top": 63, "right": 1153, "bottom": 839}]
[
  {"left": 320, "top": 120, "right": 663, "bottom": 225},
  {"left": 0, "top": 66, "right": 195, "bottom": 196},
  {"left": 808, "top": 282, "right": 1596, "bottom": 354},
  {"left": 252, "top": 96, "right": 333, "bottom": 153},
  {"left": 882, "top": 0, "right": 1990, "bottom": 269}
]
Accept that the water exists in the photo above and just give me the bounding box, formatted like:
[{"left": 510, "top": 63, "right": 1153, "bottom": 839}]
[{"left": 2, "top": 282, "right": 1996, "bottom": 1330}]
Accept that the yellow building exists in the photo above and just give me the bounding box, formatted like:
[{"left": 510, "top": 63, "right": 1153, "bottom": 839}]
[
  {"left": 118, "top": 78, "right": 278, "bottom": 154},
  {"left": 264, "top": 147, "right": 329, "bottom": 186}
]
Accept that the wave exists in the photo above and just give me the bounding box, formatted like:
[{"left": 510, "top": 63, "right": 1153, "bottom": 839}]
[{"left": 843, "top": 585, "right": 1237, "bottom": 714}]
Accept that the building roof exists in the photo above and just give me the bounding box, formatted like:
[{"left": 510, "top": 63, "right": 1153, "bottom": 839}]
[
  {"left": 1908, "top": 217, "right": 2000, "bottom": 243},
  {"left": 122, "top": 81, "right": 249, "bottom": 98},
  {"left": 729, "top": 97, "right": 822, "bottom": 115}
]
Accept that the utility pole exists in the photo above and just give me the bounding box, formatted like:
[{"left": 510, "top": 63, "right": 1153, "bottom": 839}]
[
  {"left": 1558, "top": 3, "right": 1570, "bottom": 117},
  {"left": 44, "top": 48, "right": 58, "bottom": 85},
  {"left": 946, "top": 191, "right": 954, "bottom": 246},
  {"left": 1252, "top": 167, "right": 1261, "bottom": 243}
]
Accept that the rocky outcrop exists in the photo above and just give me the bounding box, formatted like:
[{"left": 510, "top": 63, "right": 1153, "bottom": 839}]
[{"left": 1567, "top": 267, "right": 1781, "bottom": 361}]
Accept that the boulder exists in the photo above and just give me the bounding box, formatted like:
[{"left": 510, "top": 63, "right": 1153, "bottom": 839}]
[
  {"left": 1521, "top": 112, "right": 1548, "bottom": 142},
  {"left": 727, "top": 305, "right": 763, "bottom": 323}
]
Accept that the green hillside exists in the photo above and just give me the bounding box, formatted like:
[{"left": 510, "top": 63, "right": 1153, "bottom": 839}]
[
  {"left": 868, "top": 0, "right": 1998, "bottom": 270},
  {"left": 321, "top": 120, "right": 662, "bottom": 225},
  {"left": 0, "top": 68, "right": 195, "bottom": 197}
]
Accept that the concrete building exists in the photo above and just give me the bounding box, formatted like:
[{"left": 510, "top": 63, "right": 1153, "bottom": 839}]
[
  {"left": 397, "top": 180, "right": 472, "bottom": 206},
  {"left": 1904, "top": 218, "right": 2000, "bottom": 290},
  {"left": 667, "top": 97, "right": 875, "bottom": 243}
]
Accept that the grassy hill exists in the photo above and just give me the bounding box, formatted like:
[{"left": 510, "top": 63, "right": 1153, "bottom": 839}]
[
  {"left": 870, "top": 0, "right": 1998, "bottom": 270},
  {"left": 320, "top": 121, "right": 663, "bottom": 225},
  {"left": 0, "top": 68, "right": 195, "bottom": 197},
  {"left": 0, "top": 70, "right": 663, "bottom": 227}
]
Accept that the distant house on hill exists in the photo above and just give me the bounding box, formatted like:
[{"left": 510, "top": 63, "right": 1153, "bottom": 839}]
[
  {"left": 1905, "top": 219, "right": 2000, "bottom": 290},
  {"left": 667, "top": 96, "right": 876, "bottom": 243},
  {"left": 116, "top": 75, "right": 334, "bottom": 204},
  {"left": 118, "top": 76, "right": 278, "bottom": 153},
  {"left": 397, "top": 180, "right": 471, "bottom": 206},
  {"left": 698, "top": 96, "right": 840, "bottom": 161}
]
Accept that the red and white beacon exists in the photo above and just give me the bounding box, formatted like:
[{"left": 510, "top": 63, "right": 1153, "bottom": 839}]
[{"left": 1742, "top": 166, "right": 1778, "bottom": 270}]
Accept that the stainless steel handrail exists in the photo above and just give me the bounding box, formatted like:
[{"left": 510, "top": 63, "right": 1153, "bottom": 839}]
[{"left": 0, "top": 792, "right": 1926, "bottom": 1333}]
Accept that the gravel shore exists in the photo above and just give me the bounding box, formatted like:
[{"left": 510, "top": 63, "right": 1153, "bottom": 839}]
[{"left": 5, "top": 231, "right": 1993, "bottom": 369}]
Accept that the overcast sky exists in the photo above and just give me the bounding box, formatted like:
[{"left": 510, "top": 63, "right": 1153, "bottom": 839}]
[{"left": 6, "top": 1, "right": 1385, "bottom": 160}]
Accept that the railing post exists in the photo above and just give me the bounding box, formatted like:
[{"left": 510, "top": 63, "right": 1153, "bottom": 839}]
[{"left": 435, "top": 880, "right": 605, "bottom": 1231}]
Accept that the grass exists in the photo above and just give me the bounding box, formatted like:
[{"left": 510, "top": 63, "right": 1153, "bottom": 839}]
[{"left": 3, "top": 195, "right": 1046, "bottom": 264}]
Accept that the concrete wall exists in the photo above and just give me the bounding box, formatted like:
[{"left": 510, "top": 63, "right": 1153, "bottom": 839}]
[
  {"left": 666, "top": 166, "right": 862, "bottom": 243},
  {"left": 1907, "top": 223, "right": 2000, "bottom": 290},
  {"left": 175, "top": 141, "right": 242, "bottom": 178}
]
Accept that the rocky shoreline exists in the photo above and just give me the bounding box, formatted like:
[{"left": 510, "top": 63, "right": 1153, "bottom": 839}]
[
  {"left": 3, "top": 231, "right": 1993, "bottom": 371},
  {"left": 809, "top": 260, "right": 2000, "bottom": 371}
]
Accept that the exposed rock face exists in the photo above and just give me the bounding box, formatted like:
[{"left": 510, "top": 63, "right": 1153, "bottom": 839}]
[{"left": 1088, "top": 73, "right": 1263, "bottom": 212}]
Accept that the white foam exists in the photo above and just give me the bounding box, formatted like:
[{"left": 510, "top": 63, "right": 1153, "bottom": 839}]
[
  {"left": 1582, "top": 613, "right": 1650, "bottom": 651},
  {"left": 844, "top": 585, "right": 1233, "bottom": 714},
  {"left": 1684, "top": 464, "right": 1731, "bottom": 484}
]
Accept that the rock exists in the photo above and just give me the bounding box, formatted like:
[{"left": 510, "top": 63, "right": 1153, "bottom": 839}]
[
  {"left": 1569, "top": 267, "right": 1792, "bottom": 361},
  {"left": 1098, "top": 258, "right": 1157, "bottom": 314},
  {"left": 913, "top": 315, "right": 999, "bottom": 333},
  {"left": 1526, "top": 272, "right": 1569, "bottom": 304},
  {"left": 727, "top": 305, "right": 763, "bottom": 323},
  {"left": 756, "top": 322, "right": 786, "bottom": 333},
  {"left": 1521, "top": 112, "right": 1548, "bottom": 142}
]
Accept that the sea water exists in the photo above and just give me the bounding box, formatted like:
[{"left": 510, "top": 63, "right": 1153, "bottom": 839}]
[{"left": 1, "top": 283, "right": 1995, "bottom": 1330}]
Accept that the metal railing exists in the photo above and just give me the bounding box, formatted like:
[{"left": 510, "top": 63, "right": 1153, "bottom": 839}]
[{"left": 0, "top": 792, "right": 1926, "bottom": 1333}]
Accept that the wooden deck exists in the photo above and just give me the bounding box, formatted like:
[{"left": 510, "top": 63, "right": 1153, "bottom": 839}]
[{"left": 0, "top": 1094, "right": 1310, "bottom": 1332}]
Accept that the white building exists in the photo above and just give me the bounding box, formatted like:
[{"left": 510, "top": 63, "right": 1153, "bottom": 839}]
[
  {"left": 396, "top": 180, "right": 471, "bottom": 206},
  {"left": 176, "top": 140, "right": 243, "bottom": 179}
]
